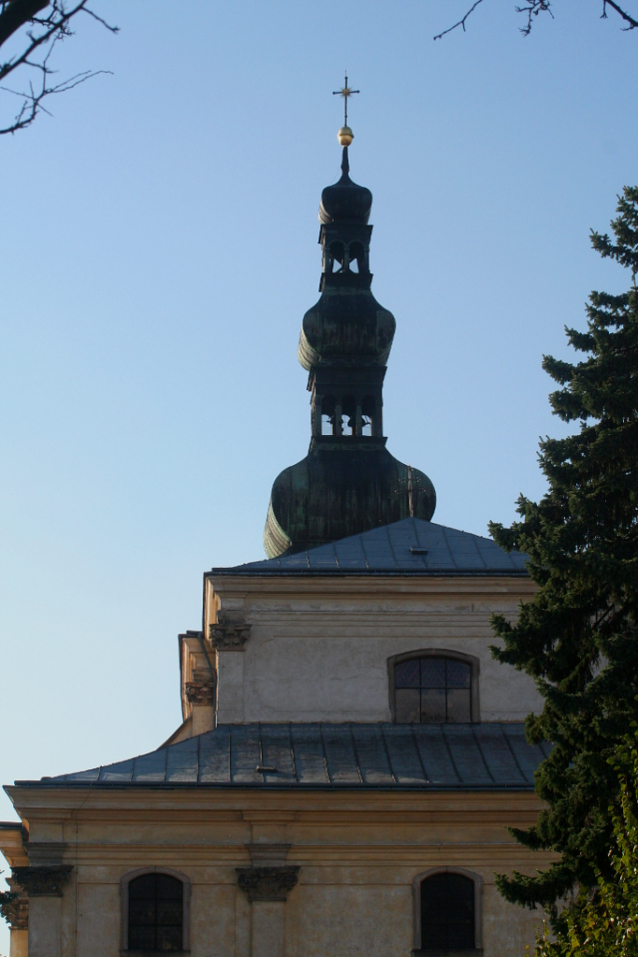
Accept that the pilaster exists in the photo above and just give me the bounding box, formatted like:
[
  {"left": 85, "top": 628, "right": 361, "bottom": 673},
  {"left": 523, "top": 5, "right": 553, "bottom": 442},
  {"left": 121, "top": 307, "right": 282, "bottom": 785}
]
[
  {"left": 236, "top": 844, "right": 299, "bottom": 957},
  {"left": 211, "top": 614, "right": 251, "bottom": 724}
]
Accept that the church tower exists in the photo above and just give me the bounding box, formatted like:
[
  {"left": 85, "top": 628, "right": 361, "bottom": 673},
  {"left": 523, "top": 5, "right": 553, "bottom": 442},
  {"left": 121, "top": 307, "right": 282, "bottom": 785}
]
[
  {"left": 0, "top": 84, "right": 552, "bottom": 957},
  {"left": 264, "top": 117, "right": 435, "bottom": 557}
]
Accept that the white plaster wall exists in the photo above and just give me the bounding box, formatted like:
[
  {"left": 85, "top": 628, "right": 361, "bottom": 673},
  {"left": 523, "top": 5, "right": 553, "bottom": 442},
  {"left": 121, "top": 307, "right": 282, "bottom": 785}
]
[
  {"left": 296, "top": 882, "right": 410, "bottom": 957},
  {"left": 64, "top": 872, "right": 544, "bottom": 957},
  {"left": 76, "top": 881, "right": 119, "bottom": 956},
  {"left": 216, "top": 594, "right": 542, "bottom": 724},
  {"left": 190, "top": 882, "right": 237, "bottom": 957},
  {"left": 27, "top": 898, "right": 61, "bottom": 957}
]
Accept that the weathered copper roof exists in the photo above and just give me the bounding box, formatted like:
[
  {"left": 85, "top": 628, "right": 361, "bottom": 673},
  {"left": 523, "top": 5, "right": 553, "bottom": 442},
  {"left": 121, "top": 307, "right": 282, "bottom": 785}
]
[
  {"left": 319, "top": 147, "right": 372, "bottom": 225},
  {"left": 20, "top": 723, "right": 547, "bottom": 790},
  {"left": 219, "top": 518, "right": 527, "bottom": 576}
]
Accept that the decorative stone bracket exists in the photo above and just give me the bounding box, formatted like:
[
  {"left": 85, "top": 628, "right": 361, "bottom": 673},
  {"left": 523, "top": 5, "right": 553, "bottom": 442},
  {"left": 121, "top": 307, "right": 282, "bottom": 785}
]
[
  {"left": 236, "top": 866, "right": 299, "bottom": 902},
  {"left": 210, "top": 615, "right": 251, "bottom": 651},
  {"left": 11, "top": 865, "right": 73, "bottom": 898}
]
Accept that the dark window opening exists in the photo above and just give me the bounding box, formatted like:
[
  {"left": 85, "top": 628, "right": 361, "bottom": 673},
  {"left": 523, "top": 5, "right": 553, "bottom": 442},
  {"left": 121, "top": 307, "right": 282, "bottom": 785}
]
[
  {"left": 421, "top": 872, "right": 475, "bottom": 952},
  {"left": 321, "top": 395, "right": 336, "bottom": 435},
  {"left": 328, "top": 241, "right": 345, "bottom": 274},
  {"left": 361, "top": 396, "right": 376, "bottom": 436},
  {"left": 342, "top": 395, "right": 357, "bottom": 435},
  {"left": 395, "top": 656, "right": 471, "bottom": 723},
  {"left": 349, "top": 241, "right": 366, "bottom": 274},
  {"left": 128, "top": 873, "right": 183, "bottom": 952}
]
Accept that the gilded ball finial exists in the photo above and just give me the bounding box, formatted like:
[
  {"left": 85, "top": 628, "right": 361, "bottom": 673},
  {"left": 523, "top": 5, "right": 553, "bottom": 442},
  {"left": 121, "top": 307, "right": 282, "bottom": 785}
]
[{"left": 338, "top": 126, "right": 354, "bottom": 146}]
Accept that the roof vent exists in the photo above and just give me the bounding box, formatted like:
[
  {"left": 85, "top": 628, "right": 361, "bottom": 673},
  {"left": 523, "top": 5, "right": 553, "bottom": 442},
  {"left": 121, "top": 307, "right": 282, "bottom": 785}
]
[{"left": 410, "top": 547, "right": 428, "bottom": 555}]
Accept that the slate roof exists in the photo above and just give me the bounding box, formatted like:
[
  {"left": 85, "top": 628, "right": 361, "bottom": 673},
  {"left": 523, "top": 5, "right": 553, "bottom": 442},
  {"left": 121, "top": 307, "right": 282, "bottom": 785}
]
[
  {"left": 22, "top": 723, "right": 549, "bottom": 790},
  {"left": 212, "top": 518, "right": 528, "bottom": 576}
]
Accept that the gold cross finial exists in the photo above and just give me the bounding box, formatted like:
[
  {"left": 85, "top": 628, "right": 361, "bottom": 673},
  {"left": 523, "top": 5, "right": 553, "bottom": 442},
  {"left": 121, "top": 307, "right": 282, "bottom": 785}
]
[{"left": 333, "top": 71, "right": 359, "bottom": 127}]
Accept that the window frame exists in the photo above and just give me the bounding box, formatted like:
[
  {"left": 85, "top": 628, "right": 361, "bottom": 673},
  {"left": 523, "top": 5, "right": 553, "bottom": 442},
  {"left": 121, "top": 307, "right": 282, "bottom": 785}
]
[
  {"left": 388, "top": 650, "right": 480, "bottom": 724},
  {"left": 412, "top": 867, "right": 483, "bottom": 956},
  {"left": 120, "top": 867, "right": 191, "bottom": 955}
]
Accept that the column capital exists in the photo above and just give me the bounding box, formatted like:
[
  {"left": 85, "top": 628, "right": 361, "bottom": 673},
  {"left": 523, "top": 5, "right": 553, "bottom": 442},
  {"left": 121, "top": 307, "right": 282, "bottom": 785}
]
[
  {"left": 210, "top": 615, "right": 251, "bottom": 651},
  {"left": 11, "top": 865, "right": 73, "bottom": 897},
  {"left": 236, "top": 866, "right": 299, "bottom": 902},
  {"left": 0, "top": 882, "right": 29, "bottom": 929},
  {"left": 185, "top": 674, "right": 216, "bottom": 705}
]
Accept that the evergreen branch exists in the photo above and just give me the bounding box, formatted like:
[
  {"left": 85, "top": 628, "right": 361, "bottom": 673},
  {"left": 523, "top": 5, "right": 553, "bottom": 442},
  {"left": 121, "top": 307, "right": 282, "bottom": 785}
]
[{"left": 488, "top": 186, "right": 638, "bottom": 920}]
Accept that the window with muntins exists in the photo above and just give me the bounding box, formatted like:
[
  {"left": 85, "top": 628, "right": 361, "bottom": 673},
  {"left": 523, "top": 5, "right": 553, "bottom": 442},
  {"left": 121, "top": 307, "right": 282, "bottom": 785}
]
[
  {"left": 128, "top": 873, "right": 183, "bottom": 952},
  {"left": 395, "top": 656, "right": 471, "bottom": 723},
  {"left": 421, "top": 872, "right": 475, "bottom": 951}
]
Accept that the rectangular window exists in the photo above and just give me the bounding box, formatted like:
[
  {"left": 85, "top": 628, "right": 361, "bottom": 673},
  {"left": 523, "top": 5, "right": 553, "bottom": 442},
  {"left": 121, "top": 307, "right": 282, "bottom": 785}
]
[{"left": 394, "top": 657, "right": 472, "bottom": 723}]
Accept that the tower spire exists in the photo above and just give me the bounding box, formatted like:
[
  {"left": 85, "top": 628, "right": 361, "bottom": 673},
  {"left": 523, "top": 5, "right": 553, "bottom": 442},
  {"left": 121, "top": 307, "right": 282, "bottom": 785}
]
[{"left": 262, "top": 114, "right": 436, "bottom": 558}]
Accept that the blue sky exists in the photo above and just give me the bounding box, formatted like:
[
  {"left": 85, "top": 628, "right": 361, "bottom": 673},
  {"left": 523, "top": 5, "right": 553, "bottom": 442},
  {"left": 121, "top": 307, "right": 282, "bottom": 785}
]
[{"left": 1, "top": 0, "right": 637, "bottom": 931}]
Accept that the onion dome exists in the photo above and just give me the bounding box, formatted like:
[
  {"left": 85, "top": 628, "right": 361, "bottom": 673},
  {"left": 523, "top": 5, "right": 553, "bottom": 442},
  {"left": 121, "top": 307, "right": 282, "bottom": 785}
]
[
  {"left": 298, "top": 292, "right": 395, "bottom": 369},
  {"left": 319, "top": 147, "right": 372, "bottom": 225}
]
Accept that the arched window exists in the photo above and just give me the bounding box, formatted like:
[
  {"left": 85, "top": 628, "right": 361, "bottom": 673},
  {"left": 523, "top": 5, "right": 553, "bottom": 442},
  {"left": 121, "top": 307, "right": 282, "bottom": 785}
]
[
  {"left": 419, "top": 872, "right": 478, "bottom": 952},
  {"left": 361, "top": 395, "right": 376, "bottom": 436},
  {"left": 391, "top": 652, "right": 479, "bottom": 723},
  {"left": 342, "top": 395, "right": 357, "bottom": 435},
  {"left": 328, "top": 240, "right": 345, "bottom": 273},
  {"left": 121, "top": 868, "right": 190, "bottom": 953},
  {"left": 348, "top": 241, "right": 366, "bottom": 274}
]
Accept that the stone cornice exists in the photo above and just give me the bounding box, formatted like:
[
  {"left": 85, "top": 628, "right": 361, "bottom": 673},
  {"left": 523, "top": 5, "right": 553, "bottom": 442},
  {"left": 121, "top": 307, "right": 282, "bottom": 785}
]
[
  {"left": 6, "top": 781, "right": 543, "bottom": 826},
  {"left": 0, "top": 823, "right": 29, "bottom": 867},
  {"left": 206, "top": 574, "right": 537, "bottom": 600},
  {"left": 11, "top": 865, "right": 73, "bottom": 897},
  {"left": 236, "top": 865, "right": 299, "bottom": 901}
]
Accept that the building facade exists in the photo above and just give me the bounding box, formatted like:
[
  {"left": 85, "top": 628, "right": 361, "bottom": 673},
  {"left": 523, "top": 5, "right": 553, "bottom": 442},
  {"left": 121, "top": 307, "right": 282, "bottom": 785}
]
[{"left": 1, "top": 128, "right": 552, "bottom": 957}]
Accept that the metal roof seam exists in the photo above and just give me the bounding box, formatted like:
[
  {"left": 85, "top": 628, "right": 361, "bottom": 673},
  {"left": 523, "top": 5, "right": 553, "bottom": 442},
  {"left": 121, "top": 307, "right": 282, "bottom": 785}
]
[
  {"left": 471, "top": 726, "right": 496, "bottom": 785},
  {"left": 196, "top": 730, "right": 203, "bottom": 784},
  {"left": 440, "top": 726, "right": 462, "bottom": 785},
  {"left": 348, "top": 722, "right": 365, "bottom": 784},
  {"left": 286, "top": 723, "right": 298, "bottom": 783},
  {"left": 385, "top": 523, "right": 399, "bottom": 568},
  {"left": 318, "top": 724, "right": 333, "bottom": 785},
  {"left": 409, "top": 723, "right": 430, "bottom": 784},
  {"left": 502, "top": 725, "right": 528, "bottom": 784},
  {"left": 379, "top": 724, "right": 398, "bottom": 784}
]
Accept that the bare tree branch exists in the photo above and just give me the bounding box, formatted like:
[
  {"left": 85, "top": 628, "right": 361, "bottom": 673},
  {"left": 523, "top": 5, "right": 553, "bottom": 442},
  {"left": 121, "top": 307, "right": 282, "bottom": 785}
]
[
  {"left": 601, "top": 0, "right": 638, "bottom": 29},
  {"left": 516, "top": 2, "right": 553, "bottom": 37},
  {"left": 0, "top": 0, "right": 117, "bottom": 135},
  {"left": 433, "top": 0, "right": 486, "bottom": 41},
  {"left": 434, "top": 0, "right": 638, "bottom": 40},
  {"left": 0, "top": 2, "right": 49, "bottom": 47}
]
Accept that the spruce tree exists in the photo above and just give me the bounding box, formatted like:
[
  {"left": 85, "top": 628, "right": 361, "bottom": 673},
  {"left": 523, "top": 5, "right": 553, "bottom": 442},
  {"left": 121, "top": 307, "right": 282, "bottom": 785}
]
[
  {"left": 489, "top": 186, "right": 638, "bottom": 918},
  {"left": 535, "top": 733, "right": 638, "bottom": 957}
]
